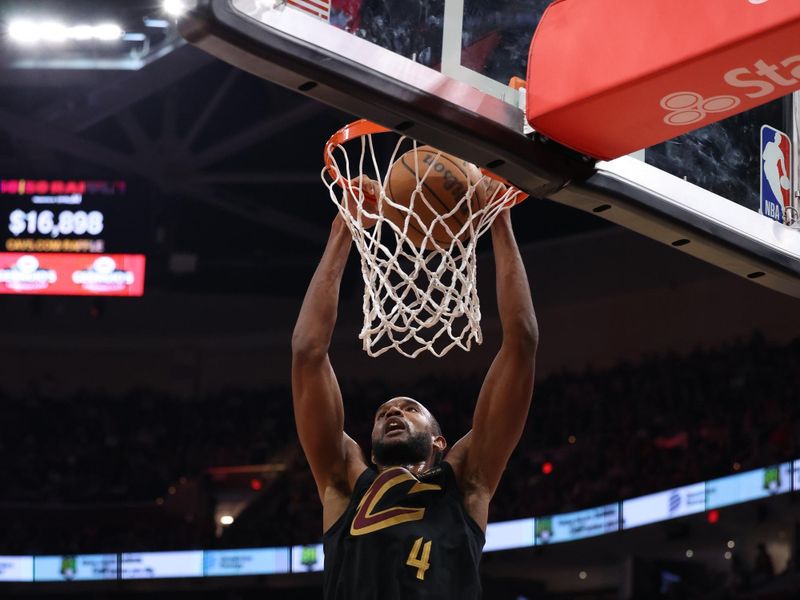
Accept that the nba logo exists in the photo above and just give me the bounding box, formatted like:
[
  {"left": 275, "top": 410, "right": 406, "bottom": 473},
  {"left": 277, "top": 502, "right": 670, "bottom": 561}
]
[{"left": 760, "top": 125, "right": 792, "bottom": 223}]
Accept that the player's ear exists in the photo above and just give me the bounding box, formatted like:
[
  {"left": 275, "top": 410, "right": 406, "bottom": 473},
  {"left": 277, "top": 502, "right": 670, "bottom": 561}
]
[{"left": 432, "top": 435, "right": 446, "bottom": 453}]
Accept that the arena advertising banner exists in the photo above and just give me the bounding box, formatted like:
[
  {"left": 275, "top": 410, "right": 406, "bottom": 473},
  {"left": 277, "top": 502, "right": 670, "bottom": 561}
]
[
  {"left": 0, "top": 556, "right": 33, "bottom": 582},
  {"left": 34, "top": 554, "right": 117, "bottom": 581},
  {"left": 291, "top": 544, "right": 325, "bottom": 573},
  {"left": 203, "top": 548, "right": 290, "bottom": 577},
  {"left": 706, "top": 463, "right": 792, "bottom": 509},
  {"left": 6, "top": 462, "right": 800, "bottom": 587},
  {"left": 1, "top": 179, "right": 146, "bottom": 254},
  {"left": 0, "top": 178, "right": 149, "bottom": 296},
  {"left": 535, "top": 504, "right": 619, "bottom": 545},
  {"left": 0, "top": 253, "right": 145, "bottom": 296},
  {"left": 621, "top": 482, "right": 706, "bottom": 530},
  {"left": 484, "top": 518, "right": 537, "bottom": 552},
  {"left": 121, "top": 551, "right": 204, "bottom": 580}
]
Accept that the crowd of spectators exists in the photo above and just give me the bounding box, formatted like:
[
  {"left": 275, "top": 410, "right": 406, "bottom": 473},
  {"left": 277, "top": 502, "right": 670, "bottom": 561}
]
[
  {"left": 496, "top": 332, "right": 799, "bottom": 522},
  {"left": 0, "top": 386, "right": 292, "bottom": 504},
  {"left": 233, "top": 333, "right": 800, "bottom": 546},
  {"left": 0, "top": 333, "right": 798, "bottom": 554}
]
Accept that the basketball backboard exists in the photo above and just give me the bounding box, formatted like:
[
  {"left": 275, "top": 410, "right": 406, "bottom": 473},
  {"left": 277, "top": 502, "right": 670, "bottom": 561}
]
[{"left": 178, "top": 0, "right": 800, "bottom": 297}]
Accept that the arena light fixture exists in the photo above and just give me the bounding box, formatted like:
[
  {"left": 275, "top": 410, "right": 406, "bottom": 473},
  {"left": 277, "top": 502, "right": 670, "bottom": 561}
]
[
  {"left": 219, "top": 515, "right": 234, "bottom": 526},
  {"left": 7, "top": 20, "right": 125, "bottom": 44},
  {"left": 9, "top": 20, "right": 41, "bottom": 44},
  {"left": 39, "top": 21, "right": 68, "bottom": 43},
  {"left": 164, "top": 0, "right": 198, "bottom": 17},
  {"left": 71, "top": 24, "right": 94, "bottom": 41},
  {"left": 93, "top": 23, "right": 124, "bottom": 41}
]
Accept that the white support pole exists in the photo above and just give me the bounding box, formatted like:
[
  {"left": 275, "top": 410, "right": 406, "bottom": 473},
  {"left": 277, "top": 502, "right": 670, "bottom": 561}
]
[{"left": 792, "top": 91, "right": 799, "bottom": 227}]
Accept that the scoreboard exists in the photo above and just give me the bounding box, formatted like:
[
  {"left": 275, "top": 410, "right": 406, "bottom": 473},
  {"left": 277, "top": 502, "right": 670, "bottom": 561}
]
[{"left": 0, "top": 178, "right": 146, "bottom": 296}]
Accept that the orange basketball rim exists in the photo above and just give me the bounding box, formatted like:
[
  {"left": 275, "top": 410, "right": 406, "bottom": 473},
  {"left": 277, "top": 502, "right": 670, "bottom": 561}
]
[{"left": 323, "top": 119, "right": 529, "bottom": 207}]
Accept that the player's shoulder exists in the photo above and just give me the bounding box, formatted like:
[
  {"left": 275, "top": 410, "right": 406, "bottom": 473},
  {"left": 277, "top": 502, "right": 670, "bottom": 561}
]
[{"left": 319, "top": 434, "right": 368, "bottom": 498}]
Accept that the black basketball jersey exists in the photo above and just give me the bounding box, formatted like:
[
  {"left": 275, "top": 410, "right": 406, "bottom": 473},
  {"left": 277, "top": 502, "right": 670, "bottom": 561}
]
[{"left": 323, "top": 462, "right": 484, "bottom": 600}]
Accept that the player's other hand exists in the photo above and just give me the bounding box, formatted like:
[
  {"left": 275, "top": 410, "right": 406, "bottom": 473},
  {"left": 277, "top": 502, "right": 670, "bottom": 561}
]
[{"left": 343, "top": 175, "right": 379, "bottom": 229}]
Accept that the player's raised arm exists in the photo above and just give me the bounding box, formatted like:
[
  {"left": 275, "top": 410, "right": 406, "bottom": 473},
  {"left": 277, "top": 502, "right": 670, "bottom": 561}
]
[
  {"left": 448, "top": 208, "right": 538, "bottom": 528},
  {"left": 291, "top": 214, "right": 366, "bottom": 505}
]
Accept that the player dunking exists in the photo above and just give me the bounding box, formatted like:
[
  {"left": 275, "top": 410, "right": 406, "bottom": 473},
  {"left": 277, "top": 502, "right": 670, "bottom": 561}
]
[{"left": 291, "top": 181, "right": 537, "bottom": 599}]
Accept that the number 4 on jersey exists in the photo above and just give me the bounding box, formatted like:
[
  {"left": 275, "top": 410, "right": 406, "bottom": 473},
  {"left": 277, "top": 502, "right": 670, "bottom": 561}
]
[{"left": 406, "top": 537, "right": 432, "bottom": 580}]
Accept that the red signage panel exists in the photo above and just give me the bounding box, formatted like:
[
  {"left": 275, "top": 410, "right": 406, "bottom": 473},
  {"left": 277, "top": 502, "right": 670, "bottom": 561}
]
[
  {"left": 528, "top": 0, "right": 800, "bottom": 159},
  {"left": 0, "top": 253, "right": 145, "bottom": 297}
]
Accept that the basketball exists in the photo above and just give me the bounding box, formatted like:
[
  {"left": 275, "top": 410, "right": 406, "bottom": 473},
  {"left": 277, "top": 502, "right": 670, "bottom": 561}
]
[
  {"left": 780, "top": 175, "right": 791, "bottom": 190},
  {"left": 384, "top": 146, "right": 482, "bottom": 249}
]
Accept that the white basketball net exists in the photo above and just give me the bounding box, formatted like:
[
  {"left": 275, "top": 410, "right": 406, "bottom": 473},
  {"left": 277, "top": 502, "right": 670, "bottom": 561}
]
[{"left": 323, "top": 124, "right": 525, "bottom": 358}]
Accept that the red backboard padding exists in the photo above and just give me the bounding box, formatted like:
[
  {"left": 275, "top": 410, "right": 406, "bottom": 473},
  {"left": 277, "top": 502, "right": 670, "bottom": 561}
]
[{"left": 527, "top": 0, "right": 800, "bottom": 160}]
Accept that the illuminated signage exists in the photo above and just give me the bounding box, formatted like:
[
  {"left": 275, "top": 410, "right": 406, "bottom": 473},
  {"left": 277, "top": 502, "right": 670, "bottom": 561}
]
[
  {"left": 1, "top": 177, "right": 146, "bottom": 256},
  {"left": 0, "top": 176, "right": 148, "bottom": 295},
  {"left": 706, "top": 463, "right": 792, "bottom": 509},
  {"left": 484, "top": 518, "right": 536, "bottom": 552},
  {"left": 622, "top": 483, "right": 706, "bottom": 529},
  {"left": 291, "top": 545, "right": 325, "bottom": 573},
  {"left": 34, "top": 555, "right": 118, "bottom": 582},
  {"left": 0, "top": 253, "right": 145, "bottom": 297},
  {"left": 535, "top": 504, "right": 619, "bottom": 545},
  {"left": 121, "top": 551, "right": 204, "bottom": 580},
  {"left": 204, "top": 548, "right": 290, "bottom": 577},
  {"left": 0, "top": 180, "right": 126, "bottom": 196},
  {"left": 0, "top": 556, "right": 33, "bottom": 582}
]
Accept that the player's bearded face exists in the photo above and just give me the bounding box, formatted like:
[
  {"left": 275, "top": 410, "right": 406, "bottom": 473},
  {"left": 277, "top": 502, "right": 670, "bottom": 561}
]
[{"left": 372, "top": 429, "right": 431, "bottom": 466}]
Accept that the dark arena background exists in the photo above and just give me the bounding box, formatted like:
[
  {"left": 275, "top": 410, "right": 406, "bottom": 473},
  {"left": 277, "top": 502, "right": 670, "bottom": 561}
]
[{"left": 1, "top": 1, "right": 800, "bottom": 599}]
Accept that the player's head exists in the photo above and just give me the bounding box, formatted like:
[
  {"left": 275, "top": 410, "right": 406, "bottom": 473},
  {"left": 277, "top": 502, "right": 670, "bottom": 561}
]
[{"left": 371, "top": 397, "right": 446, "bottom": 470}]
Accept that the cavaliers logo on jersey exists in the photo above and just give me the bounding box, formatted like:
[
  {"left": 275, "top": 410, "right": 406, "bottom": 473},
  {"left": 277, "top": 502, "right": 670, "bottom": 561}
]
[{"left": 350, "top": 467, "right": 442, "bottom": 536}]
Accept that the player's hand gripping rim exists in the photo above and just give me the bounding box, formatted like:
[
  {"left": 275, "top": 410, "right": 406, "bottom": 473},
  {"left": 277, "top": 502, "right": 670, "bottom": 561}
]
[{"left": 343, "top": 175, "right": 380, "bottom": 229}]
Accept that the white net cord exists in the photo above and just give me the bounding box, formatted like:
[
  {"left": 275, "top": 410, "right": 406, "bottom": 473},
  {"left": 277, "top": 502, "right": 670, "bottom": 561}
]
[{"left": 323, "top": 130, "right": 525, "bottom": 358}]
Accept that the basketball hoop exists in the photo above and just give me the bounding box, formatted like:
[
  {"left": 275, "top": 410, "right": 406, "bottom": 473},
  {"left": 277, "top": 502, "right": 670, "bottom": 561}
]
[{"left": 323, "top": 119, "right": 527, "bottom": 358}]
